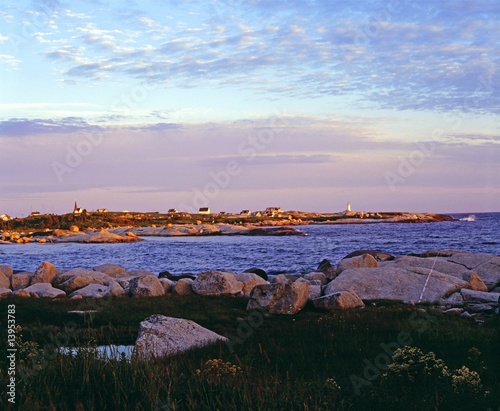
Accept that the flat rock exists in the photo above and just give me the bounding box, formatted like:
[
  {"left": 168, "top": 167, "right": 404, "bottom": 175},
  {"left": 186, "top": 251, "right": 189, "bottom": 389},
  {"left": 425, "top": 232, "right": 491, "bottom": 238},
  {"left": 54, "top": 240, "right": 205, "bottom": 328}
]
[
  {"left": 23, "top": 283, "right": 66, "bottom": 298},
  {"left": 313, "top": 291, "right": 365, "bottom": 310},
  {"left": 13, "top": 289, "right": 31, "bottom": 298},
  {"left": 31, "top": 261, "right": 57, "bottom": 284},
  {"left": 247, "top": 282, "right": 309, "bottom": 315},
  {"left": 461, "top": 289, "right": 499, "bottom": 306},
  {"left": 383, "top": 255, "right": 472, "bottom": 280},
  {"left": 69, "top": 281, "right": 124, "bottom": 298},
  {"left": 336, "top": 254, "right": 378, "bottom": 275},
  {"left": 192, "top": 271, "right": 243, "bottom": 296},
  {"left": 173, "top": 278, "right": 195, "bottom": 295},
  {"left": 133, "top": 315, "right": 227, "bottom": 360},
  {"left": 129, "top": 275, "right": 165, "bottom": 298},
  {"left": 325, "top": 266, "right": 469, "bottom": 304}
]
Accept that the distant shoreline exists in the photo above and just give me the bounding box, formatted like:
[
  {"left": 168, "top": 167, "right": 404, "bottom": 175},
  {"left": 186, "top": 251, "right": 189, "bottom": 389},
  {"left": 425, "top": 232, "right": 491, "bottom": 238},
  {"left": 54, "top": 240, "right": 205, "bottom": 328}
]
[{"left": 0, "top": 211, "right": 457, "bottom": 244}]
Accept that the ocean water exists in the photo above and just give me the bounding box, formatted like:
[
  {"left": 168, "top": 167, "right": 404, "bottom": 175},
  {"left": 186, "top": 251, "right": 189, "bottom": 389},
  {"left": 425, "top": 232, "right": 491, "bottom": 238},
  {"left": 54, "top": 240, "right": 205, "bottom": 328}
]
[{"left": 1, "top": 213, "right": 498, "bottom": 275}]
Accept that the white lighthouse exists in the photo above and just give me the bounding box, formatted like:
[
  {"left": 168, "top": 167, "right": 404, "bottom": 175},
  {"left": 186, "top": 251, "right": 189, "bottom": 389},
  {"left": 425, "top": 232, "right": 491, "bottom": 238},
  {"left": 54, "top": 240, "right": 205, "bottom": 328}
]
[{"left": 347, "top": 202, "right": 351, "bottom": 212}]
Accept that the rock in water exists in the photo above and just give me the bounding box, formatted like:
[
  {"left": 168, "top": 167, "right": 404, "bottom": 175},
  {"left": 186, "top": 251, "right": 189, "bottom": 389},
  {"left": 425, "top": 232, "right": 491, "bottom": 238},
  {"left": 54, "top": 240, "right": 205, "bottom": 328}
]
[
  {"left": 247, "top": 283, "right": 309, "bottom": 315},
  {"left": 192, "top": 271, "right": 243, "bottom": 296},
  {"left": 133, "top": 315, "right": 227, "bottom": 360},
  {"left": 316, "top": 259, "right": 336, "bottom": 279}
]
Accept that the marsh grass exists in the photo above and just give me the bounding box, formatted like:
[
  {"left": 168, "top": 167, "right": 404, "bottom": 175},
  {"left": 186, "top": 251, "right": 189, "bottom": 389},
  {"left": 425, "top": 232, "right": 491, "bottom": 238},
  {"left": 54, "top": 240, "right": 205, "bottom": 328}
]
[{"left": 0, "top": 297, "right": 498, "bottom": 410}]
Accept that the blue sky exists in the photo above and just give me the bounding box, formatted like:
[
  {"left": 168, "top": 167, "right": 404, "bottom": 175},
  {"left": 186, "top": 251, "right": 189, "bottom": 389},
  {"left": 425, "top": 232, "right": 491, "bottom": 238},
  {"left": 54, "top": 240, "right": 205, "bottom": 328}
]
[{"left": 0, "top": 0, "right": 498, "bottom": 216}]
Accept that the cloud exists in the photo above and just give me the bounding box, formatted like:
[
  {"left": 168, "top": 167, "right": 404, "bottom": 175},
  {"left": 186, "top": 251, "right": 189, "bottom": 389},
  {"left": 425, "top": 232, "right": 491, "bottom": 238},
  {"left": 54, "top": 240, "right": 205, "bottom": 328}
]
[{"left": 0, "top": 118, "right": 101, "bottom": 137}]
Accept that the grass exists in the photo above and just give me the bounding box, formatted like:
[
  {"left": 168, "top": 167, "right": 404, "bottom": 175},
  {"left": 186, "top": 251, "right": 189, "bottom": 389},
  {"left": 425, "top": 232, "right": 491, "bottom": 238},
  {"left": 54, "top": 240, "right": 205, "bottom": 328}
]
[{"left": 0, "top": 296, "right": 499, "bottom": 410}]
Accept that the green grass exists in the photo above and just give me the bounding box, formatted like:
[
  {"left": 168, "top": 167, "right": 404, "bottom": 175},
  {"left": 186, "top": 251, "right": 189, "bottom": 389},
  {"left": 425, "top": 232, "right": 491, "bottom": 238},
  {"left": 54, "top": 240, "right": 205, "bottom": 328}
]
[{"left": 0, "top": 297, "right": 499, "bottom": 410}]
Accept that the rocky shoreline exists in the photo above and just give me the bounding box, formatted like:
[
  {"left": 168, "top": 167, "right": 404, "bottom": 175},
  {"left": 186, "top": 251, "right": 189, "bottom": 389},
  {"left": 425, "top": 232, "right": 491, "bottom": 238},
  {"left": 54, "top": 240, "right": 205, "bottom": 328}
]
[
  {"left": 1, "top": 249, "right": 498, "bottom": 322},
  {"left": 0, "top": 212, "right": 455, "bottom": 244}
]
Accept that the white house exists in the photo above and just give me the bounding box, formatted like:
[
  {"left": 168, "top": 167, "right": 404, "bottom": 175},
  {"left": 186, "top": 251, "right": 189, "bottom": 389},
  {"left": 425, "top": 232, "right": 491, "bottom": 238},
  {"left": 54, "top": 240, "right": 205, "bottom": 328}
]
[{"left": 198, "top": 207, "right": 211, "bottom": 215}]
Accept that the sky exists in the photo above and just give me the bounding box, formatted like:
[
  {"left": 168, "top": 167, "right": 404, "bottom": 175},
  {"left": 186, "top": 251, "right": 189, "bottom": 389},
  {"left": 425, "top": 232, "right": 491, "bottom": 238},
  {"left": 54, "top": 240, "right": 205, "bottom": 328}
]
[{"left": 0, "top": 0, "right": 498, "bottom": 216}]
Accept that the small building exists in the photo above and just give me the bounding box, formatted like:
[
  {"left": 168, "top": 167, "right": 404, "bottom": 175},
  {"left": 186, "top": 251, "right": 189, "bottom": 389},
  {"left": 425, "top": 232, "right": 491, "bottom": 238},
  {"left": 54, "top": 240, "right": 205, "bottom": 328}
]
[
  {"left": 96, "top": 208, "right": 109, "bottom": 213},
  {"left": 264, "top": 207, "right": 283, "bottom": 217},
  {"left": 0, "top": 214, "right": 12, "bottom": 221},
  {"left": 29, "top": 211, "right": 41, "bottom": 217},
  {"left": 250, "top": 211, "right": 262, "bottom": 218},
  {"left": 240, "top": 210, "right": 251, "bottom": 216},
  {"left": 168, "top": 208, "right": 179, "bottom": 214},
  {"left": 198, "top": 207, "right": 211, "bottom": 215},
  {"left": 73, "top": 200, "right": 83, "bottom": 215}
]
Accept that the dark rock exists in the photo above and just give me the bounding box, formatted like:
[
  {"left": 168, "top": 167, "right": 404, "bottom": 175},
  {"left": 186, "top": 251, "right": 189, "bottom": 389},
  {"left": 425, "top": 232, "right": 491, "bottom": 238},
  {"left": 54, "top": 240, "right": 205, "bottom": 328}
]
[
  {"left": 343, "top": 250, "right": 394, "bottom": 261},
  {"left": 316, "top": 259, "right": 336, "bottom": 279},
  {"left": 159, "top": 271, "right": 196, "bottom": 281}
]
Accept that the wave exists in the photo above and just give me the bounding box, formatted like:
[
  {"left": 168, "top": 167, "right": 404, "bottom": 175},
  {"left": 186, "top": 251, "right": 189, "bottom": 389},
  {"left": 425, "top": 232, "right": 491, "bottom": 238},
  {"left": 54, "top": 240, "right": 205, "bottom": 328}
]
[{"left": 460, "top": 214, "right": 476, "bottom": 222}]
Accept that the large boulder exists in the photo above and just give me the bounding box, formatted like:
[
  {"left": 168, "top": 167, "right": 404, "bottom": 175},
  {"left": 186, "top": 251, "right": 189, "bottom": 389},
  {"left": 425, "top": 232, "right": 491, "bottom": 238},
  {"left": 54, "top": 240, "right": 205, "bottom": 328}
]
[
  {"left": 413, "top": 251, "right": 500, "bottom": 290},
  {"left": 383, "top": 255, "right": 472, "bottom": 280},
  {"left": 54, "top": 268, "right": 114, "bottom": 293},
  {"left": 133, "top": 315, "right": 227, "bottom": 360},
  {"left": 336, "top": 254, "right": 378, "bottom": 275},
  {"left": 69, "top": 281, "right": 125, "bottom": 298},
  {"left": 192, "top": 271, "right": 243, "bottom": 297},
  {"left": 173, "top": 278, "right": 195, "bottom": 295},
  {"left": 236, "top": 272, "right": 267, "bottom": 295},
  {"left": 313, "top": 291, "right": 365, "bottom": 310},
  {"left": 247, "top": 283, "right": 309, "bottom": 315},
  {"left": 22, "top": 283, "right": 66, "bottom": 298},
  {"left": 10, "top": 272, "right": 34, "bottom": 290},
  {"left": 129, "top": 275, "right": 165, "bottom": 298},
  {"left": 31, "top": 261, "right": 57, "bottom": 284},
  {"left": 325, "top": 266, "right": 469, "bottom": 304}
]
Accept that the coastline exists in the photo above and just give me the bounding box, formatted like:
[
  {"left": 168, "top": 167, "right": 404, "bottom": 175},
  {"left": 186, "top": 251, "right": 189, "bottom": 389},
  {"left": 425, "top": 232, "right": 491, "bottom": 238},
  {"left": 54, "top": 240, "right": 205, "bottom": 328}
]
[{"left": 0, "top": 211, "right": 456, "bottom": 244}]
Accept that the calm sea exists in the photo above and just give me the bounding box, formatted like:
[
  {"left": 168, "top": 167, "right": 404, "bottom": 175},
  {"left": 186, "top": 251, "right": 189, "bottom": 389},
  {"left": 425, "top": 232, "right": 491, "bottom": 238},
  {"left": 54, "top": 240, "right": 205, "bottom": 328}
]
[{"left": 1, "top": 213, "right": 498, "bottom": 275}]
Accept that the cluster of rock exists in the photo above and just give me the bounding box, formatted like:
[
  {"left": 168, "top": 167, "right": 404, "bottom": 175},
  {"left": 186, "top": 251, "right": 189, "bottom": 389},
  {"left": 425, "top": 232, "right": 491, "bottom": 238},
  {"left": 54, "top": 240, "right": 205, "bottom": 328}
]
[
  {"left": 1, "top": 250, "right": 499, "bottom": 321},
  {"left": 0, "top": 224, "right": 305, "bottom": 244}
]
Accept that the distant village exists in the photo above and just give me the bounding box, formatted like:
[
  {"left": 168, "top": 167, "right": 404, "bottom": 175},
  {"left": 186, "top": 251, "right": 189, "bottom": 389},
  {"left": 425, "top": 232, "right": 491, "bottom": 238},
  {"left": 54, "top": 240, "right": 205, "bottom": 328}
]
[{"left": 0, "top": 202, "right": 292, "bottom": 222}]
